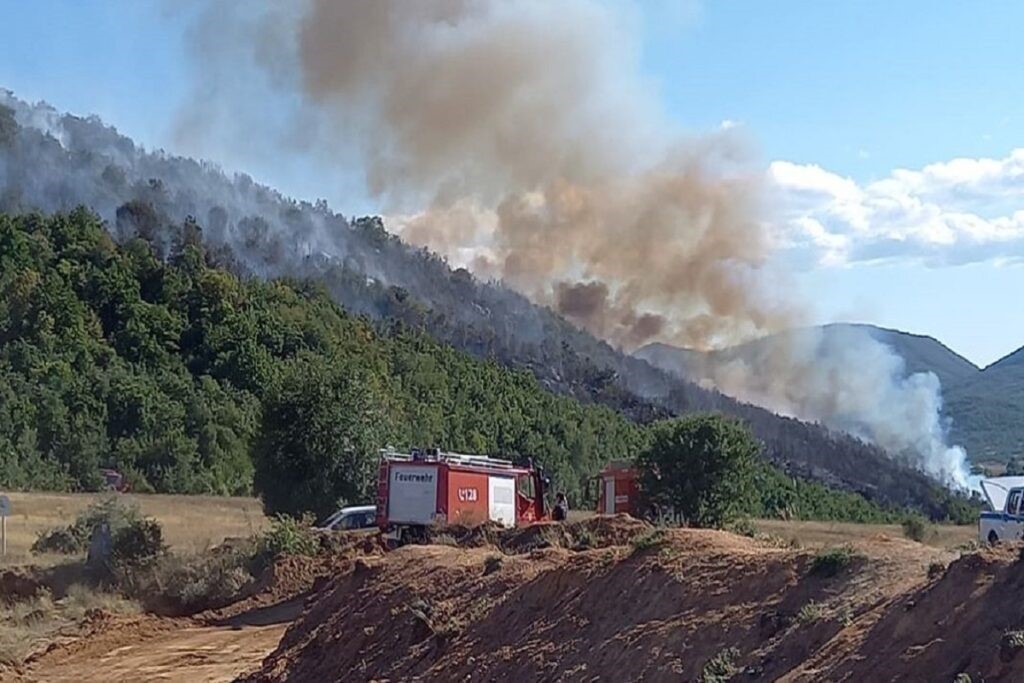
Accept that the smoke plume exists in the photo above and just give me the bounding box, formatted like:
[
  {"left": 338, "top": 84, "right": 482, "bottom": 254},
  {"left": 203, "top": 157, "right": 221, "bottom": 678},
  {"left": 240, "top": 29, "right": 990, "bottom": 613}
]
[
  {"left": 686, "top": 327, "right": 972, "bottom": 488},
  {"left": 173, "top": 0, "right": 972, "bottom": 489},
  {"left": 176, "top": 0, "right": 795, "bottom": 351}
]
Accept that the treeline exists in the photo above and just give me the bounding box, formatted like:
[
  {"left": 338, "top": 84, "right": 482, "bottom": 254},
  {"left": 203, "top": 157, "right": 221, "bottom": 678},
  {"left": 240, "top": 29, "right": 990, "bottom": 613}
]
[{"left": 0, "top": 211, "right": 963, "bottom": 522}]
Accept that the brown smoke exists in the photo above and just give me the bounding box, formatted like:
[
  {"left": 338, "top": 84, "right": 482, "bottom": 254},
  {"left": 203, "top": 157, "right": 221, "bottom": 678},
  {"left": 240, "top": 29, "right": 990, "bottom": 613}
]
[{"left": 177, "top": 0, "right": 799, "bottom": 350}]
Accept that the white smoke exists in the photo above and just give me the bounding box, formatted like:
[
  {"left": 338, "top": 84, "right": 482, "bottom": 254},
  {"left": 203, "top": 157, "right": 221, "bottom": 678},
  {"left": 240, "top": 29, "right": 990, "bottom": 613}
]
[{"left": 688, "top": 326, "right": 973, "bottom": 489}]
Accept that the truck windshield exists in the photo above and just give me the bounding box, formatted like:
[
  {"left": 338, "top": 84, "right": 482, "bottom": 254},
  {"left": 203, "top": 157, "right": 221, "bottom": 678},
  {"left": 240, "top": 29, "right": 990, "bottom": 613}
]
[{"left": 1010, "top": 490, "right": 1022, "bottom": 516}]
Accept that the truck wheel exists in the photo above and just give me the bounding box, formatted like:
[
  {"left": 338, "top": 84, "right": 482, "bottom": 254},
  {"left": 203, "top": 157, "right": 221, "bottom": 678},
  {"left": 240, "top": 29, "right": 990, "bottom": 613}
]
[{"left": 988, "top": 530, "right": 999, "bottom": 545}]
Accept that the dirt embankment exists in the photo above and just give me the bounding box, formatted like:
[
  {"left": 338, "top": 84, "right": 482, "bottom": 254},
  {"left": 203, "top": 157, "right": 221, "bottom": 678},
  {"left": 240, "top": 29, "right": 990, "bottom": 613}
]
[
  {"left": 12, "top": 517, "right": 1024, "bottom": 682},
  {"left": 246, "top": 516, "right": 995, "bottom": 682},
  {"left": 5, "top": 531, "right": 379, "bottom": 682}
]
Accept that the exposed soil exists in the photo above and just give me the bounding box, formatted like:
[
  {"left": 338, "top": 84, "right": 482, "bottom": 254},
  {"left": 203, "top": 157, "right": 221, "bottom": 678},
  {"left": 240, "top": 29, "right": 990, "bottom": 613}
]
[
  {"left": 3, "top": 532, "right": 378, "bottom": 682},
  {"left": 10, "top": 517, "right": 1024, "bottom": 682},
  {"left": 246, "top": 518, "right": 957, "bottom": 682}
]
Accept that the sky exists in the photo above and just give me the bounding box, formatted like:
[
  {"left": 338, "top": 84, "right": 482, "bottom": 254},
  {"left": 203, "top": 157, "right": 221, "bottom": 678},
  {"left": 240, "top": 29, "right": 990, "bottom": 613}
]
[{"left": 1, "top": 0, "right": 1022, "bottom": 366}]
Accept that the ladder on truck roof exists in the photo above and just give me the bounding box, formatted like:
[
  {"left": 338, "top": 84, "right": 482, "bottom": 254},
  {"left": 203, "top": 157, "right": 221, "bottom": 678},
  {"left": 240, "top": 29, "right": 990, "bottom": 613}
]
[{"left": 379, "top": 448, "right": 520, "bottom": 472}]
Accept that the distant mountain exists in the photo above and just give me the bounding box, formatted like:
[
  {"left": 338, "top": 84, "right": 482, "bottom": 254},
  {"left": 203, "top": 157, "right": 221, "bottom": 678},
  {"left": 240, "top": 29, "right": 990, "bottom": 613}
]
[
  {"left": 850, "top": 324, "right": 980, "bottom": 387},
  {"left": 945, "top": 345, "right": 1024, "bottom": 463},
  {"left": 988, "top": 346, "right": 1024, "bottom": 370},
  {"left": 637, "top": 325, "right": 1024, "bottom": 465}
]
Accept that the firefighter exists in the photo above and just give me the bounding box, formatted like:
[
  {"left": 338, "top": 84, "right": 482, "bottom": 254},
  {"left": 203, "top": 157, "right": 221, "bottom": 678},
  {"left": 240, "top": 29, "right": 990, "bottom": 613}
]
[{"left": 552, "top": 492, "right": 569, "bottom": 522}]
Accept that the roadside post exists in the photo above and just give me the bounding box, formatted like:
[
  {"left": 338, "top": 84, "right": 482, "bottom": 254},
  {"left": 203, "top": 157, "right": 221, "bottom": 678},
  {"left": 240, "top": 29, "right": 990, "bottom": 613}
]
[{"left": 0, "top": 495, "right": 10, "bottom": 556}]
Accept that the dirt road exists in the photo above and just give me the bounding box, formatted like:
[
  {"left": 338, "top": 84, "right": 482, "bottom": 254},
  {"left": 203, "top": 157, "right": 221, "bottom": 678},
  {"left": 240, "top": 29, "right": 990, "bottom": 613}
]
[
  {"left": 15, "top": 598, "right": 303, "bottom": 683},
  {"left": 20, "top": 623, "right": 284, "bottom": 683}
]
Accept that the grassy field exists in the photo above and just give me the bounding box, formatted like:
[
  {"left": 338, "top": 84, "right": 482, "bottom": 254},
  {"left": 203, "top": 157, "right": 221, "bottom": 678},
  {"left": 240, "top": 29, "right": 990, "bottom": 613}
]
[
  {"left": 0, "top": 492, "right": 267, "bottom": 565},
  {"left": 756, "top": 518, "right": 977, "bottom": 549},
  {"left": 0, "top": 492, "right": 980, "bottom": 566}
]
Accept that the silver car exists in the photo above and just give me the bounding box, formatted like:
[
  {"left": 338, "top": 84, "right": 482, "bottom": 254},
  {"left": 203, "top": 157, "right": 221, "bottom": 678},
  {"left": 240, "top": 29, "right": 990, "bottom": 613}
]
[{"left": 317, "top": 505, "right": 377, "bottom": 531}]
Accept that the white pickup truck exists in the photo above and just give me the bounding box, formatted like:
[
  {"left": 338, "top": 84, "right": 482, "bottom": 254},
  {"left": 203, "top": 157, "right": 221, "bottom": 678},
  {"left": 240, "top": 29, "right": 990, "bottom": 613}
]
[{"left": 979, "top": 477, "right": 1024, "bottom": 544}]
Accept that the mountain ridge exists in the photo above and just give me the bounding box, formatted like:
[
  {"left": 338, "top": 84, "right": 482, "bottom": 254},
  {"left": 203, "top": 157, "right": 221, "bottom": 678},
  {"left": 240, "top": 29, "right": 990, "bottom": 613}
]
[{"left": 0, "top": 90, "right": 973, "bottom": 514}]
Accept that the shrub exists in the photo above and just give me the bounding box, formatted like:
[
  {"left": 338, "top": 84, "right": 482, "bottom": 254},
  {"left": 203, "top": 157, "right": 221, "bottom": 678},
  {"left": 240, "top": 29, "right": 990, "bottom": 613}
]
[
  {"left": 573, "top": 528, "right": 596, "bottom": 550},
  {"left": 1002, "top": 630, "right": 1024, "bottom": 652},
  {"left": 110, "top": 519, "right": 165, "bottom": 570},
  {"left": 699, "top": 646, "right": 740, "bottom": 683},
  {"left": 144, "top": 549, "right": 255, "bottom": 613},
  {"left": 432, "top": 533, "right": 459, "bottom": 547},
  {"left": 927, "top": 562, "right": 945, "bottom": 579},
  {"left": 630, "top": 528, "right": 668, "bottom": 552},
  {"left": 727, "top": 518, "right": 759, "bottom": 538},
  {"left": 31, "top": 526, "right": 82, "bottom": 555},
  {"left": 797, "top": 601, "right": 823, "bottom": 624},
  {"left": 901, "top": 515, "right": 928, "bottom": 543},
  {"left": 810, "top": 545, "right": 858, "bottom": 578},
  {"left": 259, "top": 514, "right": 319, "bottom": 559},
  {"left": 32, "top": 496, "right": 142, "bottom": 555},
  {"left": 483, "top": 554, "right": 503, "bottom": 575}
]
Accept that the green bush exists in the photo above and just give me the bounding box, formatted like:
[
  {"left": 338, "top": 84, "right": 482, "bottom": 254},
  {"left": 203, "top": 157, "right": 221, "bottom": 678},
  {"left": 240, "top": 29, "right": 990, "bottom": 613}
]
[
  {"left": 32, "top": 496, "right": 145, "bottom": 556},
  {"left": 110, "top": 518, "right": 165, "bottom": 570},
  {"left": 901, "top": 515, "right": 928, "bottom": 543},
  {"left": 797, "top": 601, "right": 823, "bottom": 624},
  {"left": 637, "top": 415, "right": 759, "bottom": 528},
  {"left": 727, "top": 518, "right": 759, "bottom": 538},
  {"left": 630, "top": 528, "right": 668, "bottom": 552},
  {"left": 31, "top": 526, "right": 82, "bottom": 554},
  {"left": 699, "top": 647, "right": 740, "bottom": 683},
  {"left": 810, "top": 545, "right": 859, "bottom": 578},
  {"left": 142, "top": 547, "right": 255, "bottom": 613},
  {"left": 259, "top": 514, "right": 319, "bottom": 559}
]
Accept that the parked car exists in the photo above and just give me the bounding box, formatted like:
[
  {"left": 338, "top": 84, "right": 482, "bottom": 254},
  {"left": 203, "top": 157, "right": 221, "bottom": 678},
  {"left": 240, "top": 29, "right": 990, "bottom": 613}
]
[
  {"left": 316, "top": 505, "right": 377, "bottom": 531},
  {"left": 100, "top": 468, "right": 129, "bottom": 493},
  {"left": 979, "top": 476, "right": 1024, "bottom": 543}
]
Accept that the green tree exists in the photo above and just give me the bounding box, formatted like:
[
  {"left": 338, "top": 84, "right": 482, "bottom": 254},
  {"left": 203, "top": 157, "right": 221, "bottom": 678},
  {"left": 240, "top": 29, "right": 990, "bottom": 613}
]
[
  {"left": 253, "top": 353, "right": 390, "bottom": 518},
  {"left": 637, "top": 414, "right": 759, "bottom": 528}
]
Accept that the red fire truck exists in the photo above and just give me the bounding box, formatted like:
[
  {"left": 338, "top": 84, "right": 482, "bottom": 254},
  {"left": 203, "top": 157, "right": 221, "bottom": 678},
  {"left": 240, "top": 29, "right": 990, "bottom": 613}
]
[
  {"left": 592, "top": 460, "right": 667, "bottom": 522},
  {"left": 594, "top": 460, "right": 641, "bottom": 515},
  {"left": 376, "top": 448, "right": 549, "bottom": 543}
]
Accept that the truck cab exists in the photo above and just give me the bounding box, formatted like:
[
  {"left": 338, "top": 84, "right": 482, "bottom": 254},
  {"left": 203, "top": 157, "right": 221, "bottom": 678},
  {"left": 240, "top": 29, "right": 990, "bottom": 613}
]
[{"left": 979, "top": 477, "right": 1024, "bottom": 544}]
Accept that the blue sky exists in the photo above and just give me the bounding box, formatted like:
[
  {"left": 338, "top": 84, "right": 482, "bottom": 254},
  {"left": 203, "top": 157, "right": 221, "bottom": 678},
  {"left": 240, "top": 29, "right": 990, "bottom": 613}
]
[{"left": 1, "top": 0, "right": 1022, "bottom": 366}]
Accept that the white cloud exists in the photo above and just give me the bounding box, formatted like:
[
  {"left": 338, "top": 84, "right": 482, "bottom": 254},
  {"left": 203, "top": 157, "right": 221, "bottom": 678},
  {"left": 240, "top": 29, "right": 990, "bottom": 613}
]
[{"left": 769, "top": 149, "right": 1024, "bottom": 267}]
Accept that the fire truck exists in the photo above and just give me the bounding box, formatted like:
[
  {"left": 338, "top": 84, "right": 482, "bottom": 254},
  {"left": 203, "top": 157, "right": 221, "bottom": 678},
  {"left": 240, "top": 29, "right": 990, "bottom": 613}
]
[
  {"left": 592, "top": 460, "right": 667, "bottom": 522},
  {"left": 375, "top": 448, "right": 549, "bottom": 543},
  {"left": 594, "top": 460, "right": 641, "bottom": 515}
]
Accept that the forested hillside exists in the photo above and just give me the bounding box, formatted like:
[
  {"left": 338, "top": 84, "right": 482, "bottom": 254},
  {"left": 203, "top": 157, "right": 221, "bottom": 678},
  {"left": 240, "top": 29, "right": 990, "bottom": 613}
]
[
  {"left": 0, "top": 210, "right": 942, "bottom": 523},
  {"left": 946, "top": 348, "right": 1024, "bottom": 463},
  {"left": 0, "top": 93, "right": 973, "bottom": 516}
]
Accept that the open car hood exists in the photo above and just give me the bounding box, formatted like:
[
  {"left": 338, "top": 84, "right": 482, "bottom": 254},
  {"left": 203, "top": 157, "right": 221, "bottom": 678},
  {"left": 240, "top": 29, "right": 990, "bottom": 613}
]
[{"left": 980, "top": 477, "right": 1024, "bottom": 512}]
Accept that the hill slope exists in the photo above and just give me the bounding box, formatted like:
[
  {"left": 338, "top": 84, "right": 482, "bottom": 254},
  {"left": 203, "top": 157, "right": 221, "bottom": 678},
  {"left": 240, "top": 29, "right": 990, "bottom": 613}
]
[
  {"left": 945, "top": 346, "right": 1024, "bottom": 462},
  {"left": 0, "top": 91, "right": 970, "bottom": 514}
]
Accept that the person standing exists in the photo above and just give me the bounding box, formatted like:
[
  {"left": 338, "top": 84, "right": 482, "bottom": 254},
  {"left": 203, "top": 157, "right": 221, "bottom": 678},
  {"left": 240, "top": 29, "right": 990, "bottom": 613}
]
[{"left": 552, "top": 492, "right": 569, "bottom": 522}]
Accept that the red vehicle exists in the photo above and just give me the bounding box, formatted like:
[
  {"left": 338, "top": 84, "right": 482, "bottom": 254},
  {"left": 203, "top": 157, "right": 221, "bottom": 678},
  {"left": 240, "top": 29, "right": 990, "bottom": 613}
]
[
  {"left": 592, "top": 461, "right": 666, "bottom": 522},
  {"left": 594, "top": 461, "right": 641, "bottom": 515},
  {"left": 376, "top": 448, "right": 548, "bottom": 543}
]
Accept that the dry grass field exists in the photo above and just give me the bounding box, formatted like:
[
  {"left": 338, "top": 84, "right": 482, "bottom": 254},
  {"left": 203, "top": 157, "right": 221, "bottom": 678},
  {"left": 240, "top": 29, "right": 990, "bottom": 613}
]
[
  {"left": 0, "top": 492, "right": 268, "bottom": 566},
  {"left": 756, "top": 517, "right": 978, "bottom": 549},
  {"left": 567, "top": 511, "right": 978, "bottom": 550},
  {"left": 0, "top": 493, "right": 978, "bottom": 566}
]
